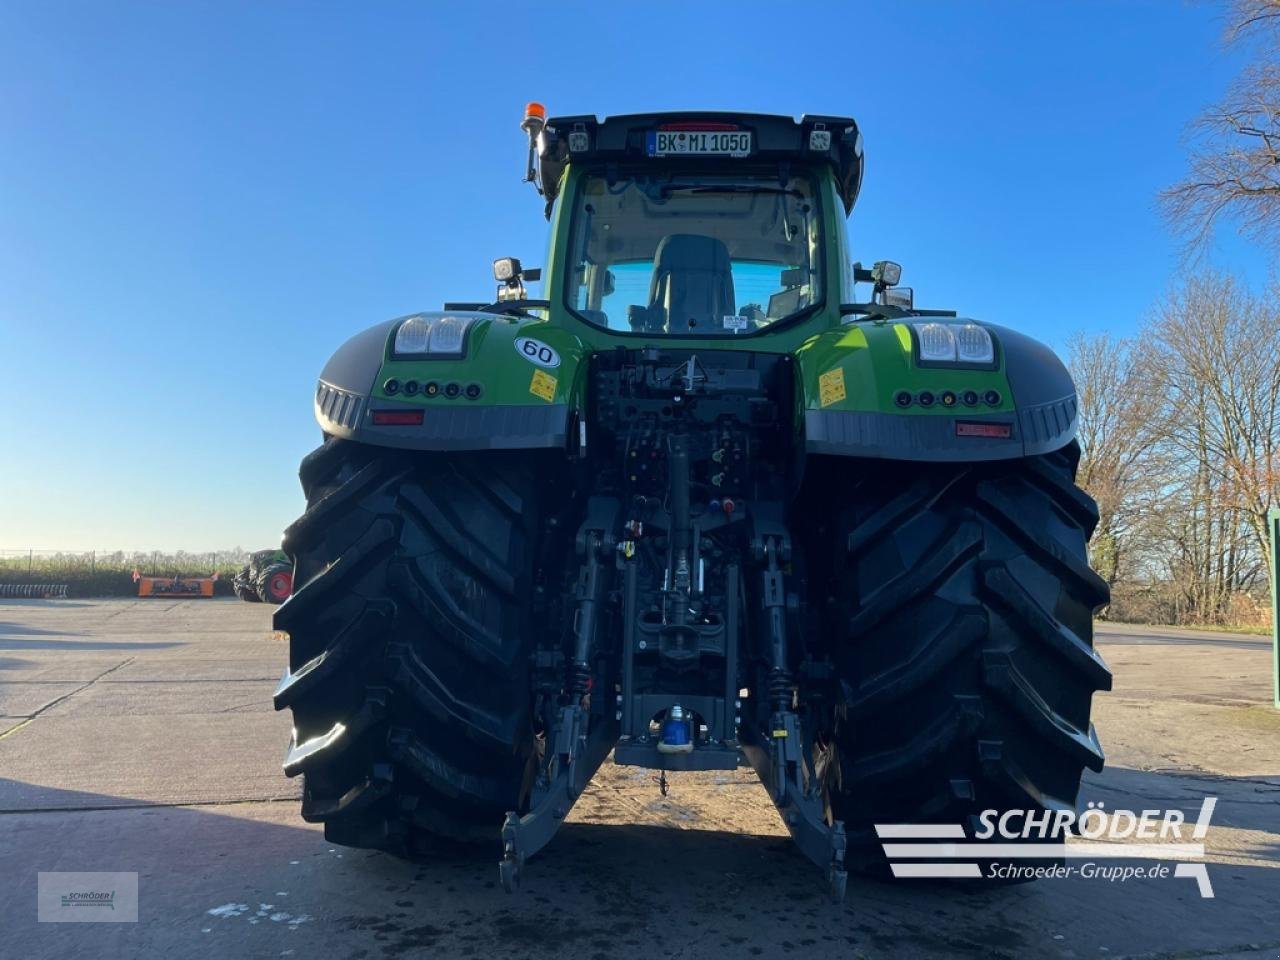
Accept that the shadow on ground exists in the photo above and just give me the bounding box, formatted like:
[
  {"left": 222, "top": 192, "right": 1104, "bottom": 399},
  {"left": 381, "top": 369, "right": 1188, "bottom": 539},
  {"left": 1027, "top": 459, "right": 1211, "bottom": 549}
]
[
  {"left": 0, "top": 629, "right": 179, "bottom": 652},
  {"left": 0, "top": 639, "right": 180, "bottom": 651},
  {"left": 1, "top": 769, "right": 1277, "bottom": 960},
  {"left": 0, "top": 621, "right": 85, "bottom": 639},
  {"left": 0, "top": 600, "right": 96, "bottom": 609}
]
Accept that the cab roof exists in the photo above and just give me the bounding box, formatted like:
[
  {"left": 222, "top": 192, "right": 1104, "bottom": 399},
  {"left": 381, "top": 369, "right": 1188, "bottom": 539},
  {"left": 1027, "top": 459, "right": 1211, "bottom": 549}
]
[{"left": 536, "top": 111, "right": 864, "bottom": 215}]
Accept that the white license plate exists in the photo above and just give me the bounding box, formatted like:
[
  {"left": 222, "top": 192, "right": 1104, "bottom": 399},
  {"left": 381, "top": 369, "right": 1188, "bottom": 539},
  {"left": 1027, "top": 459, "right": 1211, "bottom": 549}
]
[{"left": 646, "top": 129, "right": 752, "bottom": 158}]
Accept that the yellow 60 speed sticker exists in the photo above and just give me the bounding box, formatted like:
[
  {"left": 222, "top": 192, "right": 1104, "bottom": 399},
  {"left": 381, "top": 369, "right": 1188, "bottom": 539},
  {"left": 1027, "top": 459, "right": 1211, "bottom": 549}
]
[
  {"left": 818, "top": 368, "right": 846, "bottom": 408},
  {"left": 529, "top": 369, "right": 558, "bottom": 402}
]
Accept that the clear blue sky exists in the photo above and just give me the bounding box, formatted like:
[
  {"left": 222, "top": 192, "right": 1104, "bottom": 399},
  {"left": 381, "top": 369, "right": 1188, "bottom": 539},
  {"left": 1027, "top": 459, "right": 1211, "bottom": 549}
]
[{"left": 0, "top": 1, "right": 1270, "bottom": 551}]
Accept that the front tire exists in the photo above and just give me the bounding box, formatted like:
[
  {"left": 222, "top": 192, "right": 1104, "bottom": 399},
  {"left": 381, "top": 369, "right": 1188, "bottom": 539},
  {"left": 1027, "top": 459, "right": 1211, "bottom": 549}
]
[{"left": 273, "top": 438, "right": 547, "bottom": 852}]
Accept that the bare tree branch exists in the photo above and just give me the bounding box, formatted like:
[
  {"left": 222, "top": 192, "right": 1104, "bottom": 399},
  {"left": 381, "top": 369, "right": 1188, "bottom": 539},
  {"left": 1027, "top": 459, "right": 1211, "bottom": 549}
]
[
  {"left": 1162, "top": 2, "right": 1280, "bottom": 252},
  {"left": 1226, "top": 0, "right": 1280, "bottom": 42}
]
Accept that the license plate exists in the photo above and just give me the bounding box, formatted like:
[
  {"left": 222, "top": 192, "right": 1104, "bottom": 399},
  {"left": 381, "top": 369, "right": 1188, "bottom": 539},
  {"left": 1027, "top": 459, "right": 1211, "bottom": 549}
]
[{"left": 646, "top": 129, "right": 752, "bottom": 158}]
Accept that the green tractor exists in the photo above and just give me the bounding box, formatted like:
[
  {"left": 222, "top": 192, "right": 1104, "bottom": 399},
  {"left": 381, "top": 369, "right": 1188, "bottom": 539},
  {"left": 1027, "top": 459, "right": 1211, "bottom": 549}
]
[
  {"left": 233, "top": 549, "right": 293, "bottom": 604},
  {"left": 273, "top": 107, "right": 1110, "bottom": 899}
]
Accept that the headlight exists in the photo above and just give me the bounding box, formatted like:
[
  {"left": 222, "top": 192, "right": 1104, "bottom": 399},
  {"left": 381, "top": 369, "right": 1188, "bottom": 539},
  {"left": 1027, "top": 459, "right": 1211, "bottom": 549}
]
[
  {"left": 393, "top": 315, "right": 475, "bottom": 357},
  {"left": 911, "top": 322, "right": 995, "bottom": 366}
]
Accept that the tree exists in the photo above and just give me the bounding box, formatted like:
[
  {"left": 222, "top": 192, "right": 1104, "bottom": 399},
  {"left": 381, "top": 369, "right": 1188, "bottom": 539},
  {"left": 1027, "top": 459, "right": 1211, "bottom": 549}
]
[
  {"left": 1069, "top": 273, "right": 1280, "bottom": 624},
  {"left": 1162, "top": 1, "right": 1280, "bottom": 251},
  {"left": 1147, "top": 273, "right": 1280, "bottom": 606},
  {"left": 1067, "top": 332, "right": 1165, "bottom": 587}
]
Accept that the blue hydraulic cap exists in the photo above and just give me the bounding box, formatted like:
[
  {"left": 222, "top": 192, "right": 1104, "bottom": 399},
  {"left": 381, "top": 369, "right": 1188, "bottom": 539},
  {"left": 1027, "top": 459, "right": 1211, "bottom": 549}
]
[{"left": 658, "top": 704, "right": 693, "bottom": 754}]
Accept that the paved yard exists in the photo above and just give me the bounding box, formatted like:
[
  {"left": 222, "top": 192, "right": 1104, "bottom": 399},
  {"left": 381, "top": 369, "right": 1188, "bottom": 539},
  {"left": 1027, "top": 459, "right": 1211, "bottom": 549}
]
[{"left": 1, "top": 599, "right": 1278, "bottom": 959}]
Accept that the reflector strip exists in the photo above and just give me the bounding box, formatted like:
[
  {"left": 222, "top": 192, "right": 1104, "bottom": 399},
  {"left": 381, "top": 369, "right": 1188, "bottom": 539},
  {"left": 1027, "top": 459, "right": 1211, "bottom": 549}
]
[
  {"left": 955, "top": 421, "right": 1012, "bottom": 439},
  {"left": 372, "top": 410, "right": 424, "bottom": 426}
]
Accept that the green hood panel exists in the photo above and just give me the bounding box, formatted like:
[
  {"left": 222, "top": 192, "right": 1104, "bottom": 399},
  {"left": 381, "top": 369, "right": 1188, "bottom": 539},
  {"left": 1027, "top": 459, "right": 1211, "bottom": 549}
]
[
  {"left": 795, "top": 320, "right": 1013, "bottom": 414},
  {"left": 372, "top": 314, "right": 589, "bottom": 407},
  {"left": 313, "top": 310, "right": 1077, "bottom": 460},
  {"left": 313, "top": 311, "right": 586, "bottom": 451},
  {"left": 795, "top": 319, "right": 1078, "bottom": 460}
]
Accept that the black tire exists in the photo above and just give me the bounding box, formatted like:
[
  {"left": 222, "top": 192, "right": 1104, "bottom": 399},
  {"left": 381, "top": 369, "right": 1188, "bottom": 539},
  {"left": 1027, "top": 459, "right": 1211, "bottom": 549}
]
[
  {"left": 813, "top": 442, "right": 1112, "bottom": 866},
  {"left": 273, "top": 438, "right": 546, "bottom": 852},
  {"left": 233, "top": 566, "right": 260, "bottom": 603}
]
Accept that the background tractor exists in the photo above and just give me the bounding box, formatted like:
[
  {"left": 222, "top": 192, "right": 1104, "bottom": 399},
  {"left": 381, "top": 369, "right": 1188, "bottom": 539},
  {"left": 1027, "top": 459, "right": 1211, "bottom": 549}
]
[
  {"left": 234, "top": 549, "right": 293, "bottom": 604},
  {"left": 272, "top": 107, "right": 1110, "bottom": 899}
]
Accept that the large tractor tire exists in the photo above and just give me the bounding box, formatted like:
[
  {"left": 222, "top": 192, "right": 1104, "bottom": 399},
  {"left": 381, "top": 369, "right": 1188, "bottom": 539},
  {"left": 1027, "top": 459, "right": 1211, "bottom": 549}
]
[
  {"left": 256, "top": 565, "right": 293, "bottom": 605},
  {"left": 273, "top": 438, "right": 545, "bottom": 854},
  {"left": 233, "top": 565, "right": 260, "bottom": 603},
  {"left": 815, "top": 442, "right": 1112, "bottom": 865}
]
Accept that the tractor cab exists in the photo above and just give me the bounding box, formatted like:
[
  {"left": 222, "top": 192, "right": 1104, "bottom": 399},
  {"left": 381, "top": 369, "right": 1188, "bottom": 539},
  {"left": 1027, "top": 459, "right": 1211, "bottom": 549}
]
[{"left": 516, "top": 108, "right": 866, "bottom": 338}]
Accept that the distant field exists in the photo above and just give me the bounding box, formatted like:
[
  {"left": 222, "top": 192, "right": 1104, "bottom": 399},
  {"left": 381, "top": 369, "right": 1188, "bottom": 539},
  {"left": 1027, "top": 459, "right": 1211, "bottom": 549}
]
[{"left": 0, "top": 551, "right": 248, "bottom": 597}]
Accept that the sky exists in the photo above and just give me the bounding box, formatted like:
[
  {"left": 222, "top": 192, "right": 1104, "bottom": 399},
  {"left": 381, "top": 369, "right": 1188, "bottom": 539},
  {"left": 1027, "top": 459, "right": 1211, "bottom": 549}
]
[{"left": 0, "top": 0, "right": 1272, "bottom": 552}]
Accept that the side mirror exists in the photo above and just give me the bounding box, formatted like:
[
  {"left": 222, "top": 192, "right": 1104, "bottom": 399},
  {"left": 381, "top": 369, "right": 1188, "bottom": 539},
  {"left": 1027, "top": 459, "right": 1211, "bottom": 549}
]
[{"left": 882, "top": 286, "right": 914, "bottom": 309}]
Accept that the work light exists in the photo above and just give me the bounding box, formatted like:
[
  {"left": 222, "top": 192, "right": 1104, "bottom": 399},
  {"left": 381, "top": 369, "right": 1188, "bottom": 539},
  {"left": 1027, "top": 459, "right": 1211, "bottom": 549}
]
[
  {"left": 392, "top": 315, "right": 474, "bottom": 357},
  {"left": 954, "top": 323, "right": 995, "bottom": 364},
  {"left": 913, "top": 322, "right": 957, "bottom": 362},
  {"left": 911, "top": 322, "right": 995, "bottom": 366}
]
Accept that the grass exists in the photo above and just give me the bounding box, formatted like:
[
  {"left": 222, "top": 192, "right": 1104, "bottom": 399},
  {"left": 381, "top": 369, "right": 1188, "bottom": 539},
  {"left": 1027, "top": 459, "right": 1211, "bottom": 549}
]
[{"left": 0, "top": 551, "right": 248, "bottom": 598}]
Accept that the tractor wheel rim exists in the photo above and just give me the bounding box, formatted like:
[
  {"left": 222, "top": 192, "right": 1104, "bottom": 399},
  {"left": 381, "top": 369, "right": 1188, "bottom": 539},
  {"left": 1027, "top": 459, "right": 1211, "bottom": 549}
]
[{"left": 271, "top": 573, "right": 292, "bottom": 598}]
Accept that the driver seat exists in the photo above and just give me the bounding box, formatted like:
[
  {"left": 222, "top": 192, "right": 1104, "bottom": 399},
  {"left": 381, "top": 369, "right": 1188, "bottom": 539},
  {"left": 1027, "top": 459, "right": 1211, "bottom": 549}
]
[{"left": 648, "top": 234, "right": 735, "bottom": 333}]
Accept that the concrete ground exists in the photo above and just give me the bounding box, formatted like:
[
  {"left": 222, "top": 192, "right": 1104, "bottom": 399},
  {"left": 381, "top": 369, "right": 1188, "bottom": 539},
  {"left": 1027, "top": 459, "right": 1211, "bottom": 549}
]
[{"left": 1, "top": 599, "right": 1277, "bottom": 960}]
